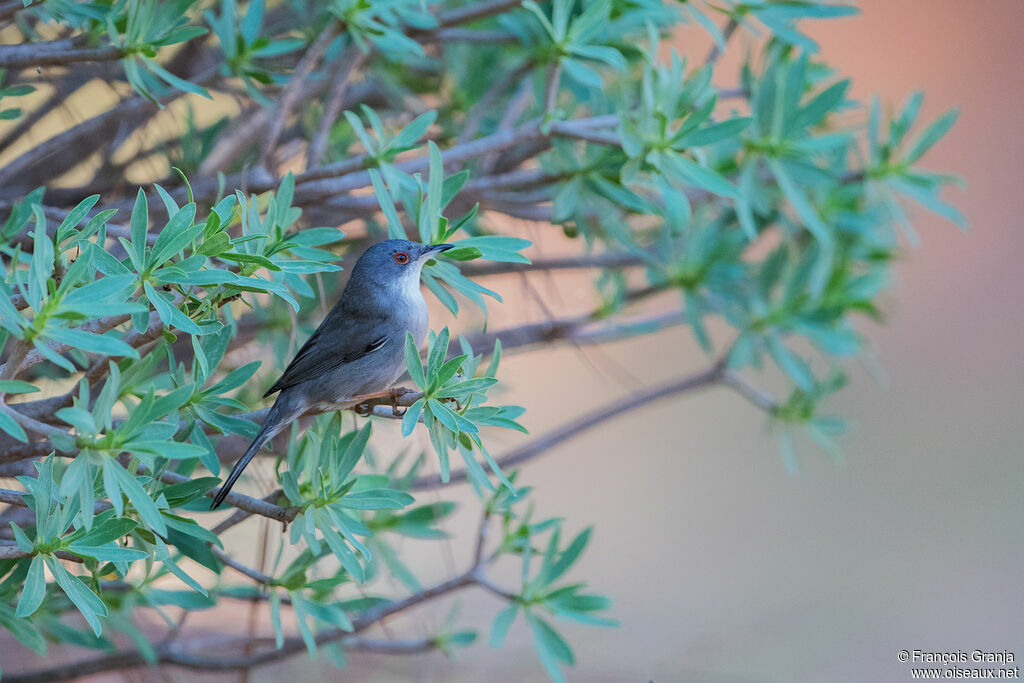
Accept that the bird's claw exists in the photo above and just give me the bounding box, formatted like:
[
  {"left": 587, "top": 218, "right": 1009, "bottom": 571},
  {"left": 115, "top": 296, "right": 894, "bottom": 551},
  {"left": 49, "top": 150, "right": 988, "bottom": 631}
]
[{"left": 390, "top": 387, "right": 410, "bottom": 417}]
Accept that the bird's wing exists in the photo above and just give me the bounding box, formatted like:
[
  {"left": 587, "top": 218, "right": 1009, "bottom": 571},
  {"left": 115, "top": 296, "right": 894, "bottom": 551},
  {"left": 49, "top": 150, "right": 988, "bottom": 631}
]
[{"left": 263, "top": 308, "right": 389, "bottom": 398}]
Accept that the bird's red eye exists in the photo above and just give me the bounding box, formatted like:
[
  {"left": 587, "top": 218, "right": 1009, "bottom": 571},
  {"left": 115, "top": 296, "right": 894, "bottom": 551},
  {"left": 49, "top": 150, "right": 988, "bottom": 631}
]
[{"left": 393, "top": 252, "right": 410, "bottom": 265}]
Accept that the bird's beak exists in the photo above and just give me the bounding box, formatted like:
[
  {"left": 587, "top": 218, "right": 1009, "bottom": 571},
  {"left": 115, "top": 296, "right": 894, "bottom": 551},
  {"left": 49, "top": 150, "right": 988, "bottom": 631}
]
[{"left": 428, "top": 243, "right": 454, "bottom": 253}]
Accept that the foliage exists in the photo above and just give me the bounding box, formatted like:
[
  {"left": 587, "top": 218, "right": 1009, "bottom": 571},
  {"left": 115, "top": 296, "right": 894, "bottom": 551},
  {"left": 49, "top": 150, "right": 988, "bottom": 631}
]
[{"left": 0, "top": 0, "right": 961, "bottom": 680}]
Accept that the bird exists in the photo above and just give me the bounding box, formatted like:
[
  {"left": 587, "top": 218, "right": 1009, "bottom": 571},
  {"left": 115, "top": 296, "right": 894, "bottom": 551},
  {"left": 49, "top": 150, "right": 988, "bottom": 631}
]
[{"left": 210, "top": 239, "right": 453, "bottom": 509}]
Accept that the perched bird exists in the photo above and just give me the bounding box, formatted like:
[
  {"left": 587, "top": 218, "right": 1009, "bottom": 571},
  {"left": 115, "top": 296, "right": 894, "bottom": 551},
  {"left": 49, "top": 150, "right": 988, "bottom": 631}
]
[{"left": 210, "top": 239, "right": 453, "bottom": 509}]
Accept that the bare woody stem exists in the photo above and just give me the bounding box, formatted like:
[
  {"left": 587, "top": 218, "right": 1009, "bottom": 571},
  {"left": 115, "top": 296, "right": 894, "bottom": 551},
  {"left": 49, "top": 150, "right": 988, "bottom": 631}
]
[{"left": 0, "top": 42, "right": 124, "bottom": 68}]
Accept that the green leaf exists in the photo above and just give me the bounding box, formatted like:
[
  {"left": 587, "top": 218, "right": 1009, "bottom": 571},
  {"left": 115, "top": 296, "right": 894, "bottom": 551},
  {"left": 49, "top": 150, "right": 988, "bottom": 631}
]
[
  {"left": 162, "top": 553, "right": 208, "bottom": 596},
  {"left": 526, "top": 612, "right": 574, "bottom": 682},
  {"left": 0, "top": 606, "right": 46, "bottom": 654},
  {"left": 0, "top": 409, "right": 28, "bottom": 443},
  {"left": 404, "top": 332, "right": 426, "bottom": 389},
  {"left": 546, "top": 528, "right": 591, "bottom": 585},
  {"left": 767, "top": 334, "right": 813, "bottom": 392},
  {"left": 46, "top": 557, "right": 106, "bottom": 636},
  {"left": 401, "top": 397, "right": 425, "bottom": 437},
  {"left": 66, "top": 544, "right": 148, "bottom": 563},
  {"left": 144, "top": 281, "right": 202, "bottom": 334},
  {"left": 767, "top": 159, "right": 831, "bottom": 245},
  {"left": 426, "top": 327, "right": 449, "bottom": 376},
  {"left": 129, "top": 188, "right": 149, "bottom": 268},
  {"left": 63, "top": 274, "right": 137, "bottom": 307},
  {"left": 149, "top": 203, "right": 200, "bottom": 267},
  {"left": 661, "top": 152, "right": 738, "bottom": 199},
  {"left": 142, "top": 57, "right": 211, "bottom": 99},
  {"left": 0, "top": 380, "right": 39, "bottom": 394},
  {"left": 674, "top": 117, "right": 751, "bottom": 148},
  {"left": 425, "top": 141, "right": 444, "bottom": 242},
  {"left": 369, "top": 169, "right": 405, "bottom": 240},
  {"left": 16, "top": 555, "right": 45, "bottom": 618},
  {"left": 339, "top": 488, "right": 414, "bottom": 510},
  {"left": 490, "top": 602, "right": 519, "bottom": 647},
  {"left": 103, "top": 460, "right": 167, "bottom": 536},
  {"left": 46, "top": 327, "right": 140, "bottom": 359},
  {"left": 56, "top": 194, "right": 100, "bottom": 243},
  {"left": 145, "top": 588, "right": 216, "bottom": 610},
  {"left": 905, "top": 108, "right": 959, "bottom": 164},
  {"left": 428, "top": 398, "right": 476, "bottom": 434}
]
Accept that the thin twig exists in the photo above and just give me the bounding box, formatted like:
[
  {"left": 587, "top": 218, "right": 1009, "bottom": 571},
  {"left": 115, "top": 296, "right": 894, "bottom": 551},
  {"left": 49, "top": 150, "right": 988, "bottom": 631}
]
[
  {"left": 704, "top": 17, "right": 739, "bottom": 66},
  {"left": 258, "top": 23, "right": 340, "bottom": 170},
  {"left": 413, "top": 362, "right": 726, "bottom": 490},
  {"left": 211, "top": 545, "right": 276, "bottom": 586},
  {"left": 721, "top": 369, "right": 780, "bottom": 413},
  {"left": 306, "top": 46, "right": 367, "bottom": 169}
]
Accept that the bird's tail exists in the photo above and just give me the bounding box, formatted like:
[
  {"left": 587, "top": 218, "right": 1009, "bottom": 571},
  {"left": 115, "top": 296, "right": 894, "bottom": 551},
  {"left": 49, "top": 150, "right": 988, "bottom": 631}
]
[{"left": 210, "top": 397, "right": 299, "bottom": 510}]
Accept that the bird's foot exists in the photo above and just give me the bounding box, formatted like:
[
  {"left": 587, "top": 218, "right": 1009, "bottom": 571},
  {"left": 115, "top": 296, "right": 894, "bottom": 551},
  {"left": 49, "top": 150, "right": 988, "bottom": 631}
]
[
  {"left": 351, "top": 387, "right": 414, "bottom": 417},
  {"left": 389, "top": 387, "right": 412, "bottom": 416}
]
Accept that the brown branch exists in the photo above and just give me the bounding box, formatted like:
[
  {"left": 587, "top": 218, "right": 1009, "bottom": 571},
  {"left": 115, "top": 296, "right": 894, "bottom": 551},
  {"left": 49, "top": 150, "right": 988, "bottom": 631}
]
[
  {"left": 0, "top": 487, "right": 111, "bottom": 514},
  {"left": 305, "top": 46, "right": 367, "bottom": 169},
  {"left": 0, "top": 541, "right": 84, "bottom": 562},
  {"left": 3, "top": 568, "right": 486, "bottom": 680},
  {"left": 704, "top": 17, "right": 739, "bottom": 66},
  {"left": 432, "top": 28, "right": 517, "bottom": 43},
  {"left": 412, "top": 362, "right": 726, "bottom": 490},
  {"left": 427, "top": 0, "right": 525, "bottom": 29},
  {"left": 458, "top": 58, "right": 535, "bottom": 143},
  {"left": 0, "top": 67, "right": 215, "bottom": 193},
  {"left": 0, "top": 0, "right": 38, "bottom": 22},
  {"left": 293, "top": 114, "right": 618, "bottom": 204},
  {"left": 0, "top": 42, "right": 123, "bottom": 69},
  {"left": 721, "top": 369, "right": 780, "bottom": 413},
  {"left": 156, "top": 470, "right": 299, "bottom": 525},
  {"left": 211, "top": 545, "right": 276, "bottom": 585},
  {"left": 258, "top": 23, "right": 340, "bottom": 170},
  {"left": 210, "top": 488, "right": 285, "bottom": 536}
]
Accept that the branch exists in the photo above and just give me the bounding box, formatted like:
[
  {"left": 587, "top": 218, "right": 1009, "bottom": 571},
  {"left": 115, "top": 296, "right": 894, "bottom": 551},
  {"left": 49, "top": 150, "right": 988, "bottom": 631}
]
[
  {"left": 427, "top": 0, "right": 525, "bottom": 29},
  {"left": 413, "top": 363, "right": 726, "bottom": 490},
  {"left": 0, "top": 486, "right": 111, "bottom": 514},
  {"left": 293, "top": 114, "right": 618, "bottom": 204},
  {"left": 3, "top": 460, "right": 518, "bottom": 680},
  {"left": 459, "top": 58, "right": 535, "bottom": 143},
  {"left": 210, "top": 545, "right": 276, "bottom": 586},
  {"left": 0, "top": 0, "right": 38, "bottom": 22},
  {"left": 721, "top": 369, "right": 780, "bottom": 413},
  {"left": 156, "top": 470, "right": 299, "bottom": 525},
  {"left": 704, "top": 17, "right": 739, "bottom": 66},
  {"left": 258, "top": 23, "right": 340, "bottom": 170},
  {"left": 0, "top": 41, "right": 123, "bottom": 68},
  {"left": 3, "top": 568, "right": 481, "bottom": 680},
  {"left": 0, "top": 540, "right": 84, "bottom": 562},
  {"left": 306, "top": 46, "right": 367, "bottom": 169}
]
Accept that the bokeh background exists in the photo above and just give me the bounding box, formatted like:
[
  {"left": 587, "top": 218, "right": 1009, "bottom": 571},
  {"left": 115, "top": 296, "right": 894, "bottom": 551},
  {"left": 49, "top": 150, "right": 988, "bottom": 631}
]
[
  {"left": 4, "top": 1, "right": 1022, "bottom": 681},
  {"left": 306, "top": 2, "right": 1021, "bottom": 681}
]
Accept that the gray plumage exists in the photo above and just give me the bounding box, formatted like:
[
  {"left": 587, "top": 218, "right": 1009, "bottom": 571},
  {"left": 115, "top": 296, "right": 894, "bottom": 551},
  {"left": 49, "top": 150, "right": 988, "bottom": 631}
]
[{"left": 211, "top": 239, "right": 452, "bottom": 509}]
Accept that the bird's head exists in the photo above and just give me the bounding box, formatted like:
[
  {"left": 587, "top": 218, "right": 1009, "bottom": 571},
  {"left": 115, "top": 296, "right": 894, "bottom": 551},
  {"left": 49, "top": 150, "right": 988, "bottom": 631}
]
[{"left": 348, "top": 239, "right": 453, "bottom": 292}]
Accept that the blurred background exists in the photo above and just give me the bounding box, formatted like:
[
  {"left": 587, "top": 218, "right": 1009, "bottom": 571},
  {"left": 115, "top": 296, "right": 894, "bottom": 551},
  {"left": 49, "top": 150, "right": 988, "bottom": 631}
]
[
  {"left": 303, "top": 2, "right": 1021, "bottom": 681},
  {"left": 5, "top": 1, "right": 1022, "bottom": 681}
]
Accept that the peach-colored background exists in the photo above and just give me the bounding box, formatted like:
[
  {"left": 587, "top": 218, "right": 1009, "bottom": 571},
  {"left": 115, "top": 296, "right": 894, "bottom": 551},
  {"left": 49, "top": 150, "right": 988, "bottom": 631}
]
[
  {"left": 4, "top": 1, "right": 1022, "bottom": 681},
  {"left": 292, "top": 3, "right": 1021, "bottom": 681}
]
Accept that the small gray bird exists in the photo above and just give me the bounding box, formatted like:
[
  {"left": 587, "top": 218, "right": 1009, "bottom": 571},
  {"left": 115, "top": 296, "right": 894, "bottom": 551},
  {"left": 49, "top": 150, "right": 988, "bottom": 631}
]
[{"left": 211, "top": 239, "right": 453, "bottom": 509}]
